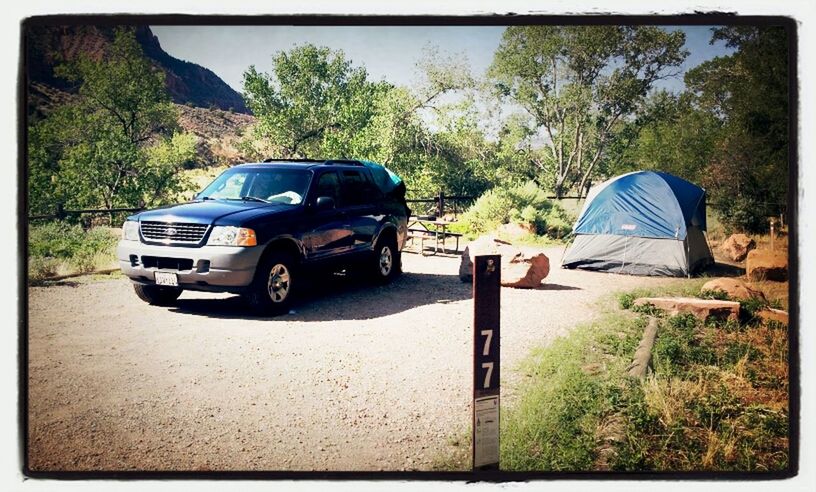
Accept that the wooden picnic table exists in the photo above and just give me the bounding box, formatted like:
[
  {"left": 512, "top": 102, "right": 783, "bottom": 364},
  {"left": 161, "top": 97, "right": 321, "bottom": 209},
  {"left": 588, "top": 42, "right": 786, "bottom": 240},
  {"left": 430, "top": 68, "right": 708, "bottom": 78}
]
[{"left": 407, "top": 216, "right": 462, "bottom": 255}]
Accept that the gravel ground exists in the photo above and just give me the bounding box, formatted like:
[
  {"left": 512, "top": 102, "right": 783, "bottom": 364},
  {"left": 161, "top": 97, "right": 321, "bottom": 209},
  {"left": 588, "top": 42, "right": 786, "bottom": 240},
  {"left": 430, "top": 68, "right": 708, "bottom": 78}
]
[{"left": 27, "top": 247, "right": 676, "bottom": 472}]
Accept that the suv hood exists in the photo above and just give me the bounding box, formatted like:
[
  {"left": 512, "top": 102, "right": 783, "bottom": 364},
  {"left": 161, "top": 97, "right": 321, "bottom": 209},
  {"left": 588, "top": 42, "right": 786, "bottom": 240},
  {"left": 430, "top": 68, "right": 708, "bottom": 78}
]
[{"left": 135, "top": 200, "right": 292, "bottom": 225}]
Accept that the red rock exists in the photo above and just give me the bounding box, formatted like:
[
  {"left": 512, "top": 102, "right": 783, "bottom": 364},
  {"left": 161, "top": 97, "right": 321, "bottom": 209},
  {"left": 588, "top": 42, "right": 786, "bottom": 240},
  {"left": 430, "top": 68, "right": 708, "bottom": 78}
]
[
  {"left": 503, "top": 253, "right": 551, "bottom": 288},
  {"left": 757, "top": 308, "right": 789, "bottom": 325},
  {"left": 633, "top": 297, "right": 740, "bottom": 321},
  {"left": 459, "top": 235, "right": 550, "bottom": 288},
  {"left": 701, "top": 278, "right": 766, "bottom": 301},
  {"left": 746, "top": 249, "right": 788, "bottom": 281},
  {"left": 720, "top": 233, "right": 756, "bottom": 262}
]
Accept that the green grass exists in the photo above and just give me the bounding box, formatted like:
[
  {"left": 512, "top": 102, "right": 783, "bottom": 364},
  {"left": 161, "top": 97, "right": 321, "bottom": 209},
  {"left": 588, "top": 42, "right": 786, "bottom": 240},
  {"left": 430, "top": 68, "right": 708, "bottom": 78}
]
[
  {"left": 28, "top": 221, "right": 119, "bottom": 282},
  {"left": 492, "top": 282, "right": 788, "bottom": 472},
  {"left": 500, "top": 307, "right": 646, "bottom": 471}
]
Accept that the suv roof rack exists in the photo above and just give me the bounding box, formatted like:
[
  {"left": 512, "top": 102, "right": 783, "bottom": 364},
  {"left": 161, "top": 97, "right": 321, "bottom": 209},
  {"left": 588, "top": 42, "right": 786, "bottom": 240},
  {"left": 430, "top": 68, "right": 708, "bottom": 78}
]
[
  {"left": 262, "top": 158, "right": 324, "bottom": 163},
  {"left": 324, "top": 159, "right": 364, "bottom": 167},
  {"left": 261, "top": 158, "right": 364, "bottom": 167}
]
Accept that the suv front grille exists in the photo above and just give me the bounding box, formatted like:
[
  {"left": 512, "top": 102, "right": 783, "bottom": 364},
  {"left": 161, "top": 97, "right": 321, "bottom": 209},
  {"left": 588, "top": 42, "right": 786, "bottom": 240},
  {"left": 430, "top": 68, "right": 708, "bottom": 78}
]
[{"left": 140, "top": 221, "right": 209, "bottom": 244}]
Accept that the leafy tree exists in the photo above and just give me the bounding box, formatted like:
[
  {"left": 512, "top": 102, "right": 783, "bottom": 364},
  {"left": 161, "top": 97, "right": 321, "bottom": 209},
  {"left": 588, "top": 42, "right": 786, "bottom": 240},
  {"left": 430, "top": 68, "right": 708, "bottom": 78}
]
[
  {"left": 241, "top": 43, "right": 481, "bottom": 199},
  {"left": 242, "top": 44, "right": 390, "bottom": 159},
  {"left": 27, "top": 120, "right": 61, "bottom": 215},
  {"left": 28, "top": 29, "right": 195, "bottom": 214},
  {"left": 142, "top": 132, "right": 197, "bottom": 205},
  {"left": 684, "top": 26, "right": 789, "bottom": 232},
  {"left": 489, "top": 26, "right": 688, "bottom": 198},
  {"left": 353, "top": 85, "right": 430, "bottom": 181},
  {"left": 357, "top": 47, "right": 485, "bottom": 198},
  {"left": 416, "top": 95, "right": 495, "bottom": 197},
  {"left": 493, "top": 113, "right": 552, "bottom": 188},
  {"left": 605, "top": 90, "right": 722, "bottom": 181}
]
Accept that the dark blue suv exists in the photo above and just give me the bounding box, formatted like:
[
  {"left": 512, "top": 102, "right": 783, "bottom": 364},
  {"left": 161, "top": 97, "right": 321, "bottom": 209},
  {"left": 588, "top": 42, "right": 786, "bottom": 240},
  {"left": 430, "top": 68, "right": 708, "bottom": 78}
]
[{"left": 117, "top": 159, "right": 410, "bottom": 314}]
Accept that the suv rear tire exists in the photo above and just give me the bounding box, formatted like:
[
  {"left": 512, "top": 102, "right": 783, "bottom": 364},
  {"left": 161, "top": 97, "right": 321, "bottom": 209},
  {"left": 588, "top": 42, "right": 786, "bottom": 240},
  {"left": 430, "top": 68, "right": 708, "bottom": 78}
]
[
  {"left": 133, "top": 284, "right": 183, "bottom": 306},
  {"left": 370, "top": 235, "right": 401, "bottom": 283},
  {"left": 244, "top": 250, "right": 298, "bottom": 315}
]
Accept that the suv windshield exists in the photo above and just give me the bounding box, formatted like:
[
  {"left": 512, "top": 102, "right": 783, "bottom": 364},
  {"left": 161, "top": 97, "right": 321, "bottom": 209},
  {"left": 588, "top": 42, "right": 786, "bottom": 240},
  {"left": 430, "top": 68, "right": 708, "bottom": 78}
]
[{"left": 199, "top": 168, "right": 312, "bottom": 205}]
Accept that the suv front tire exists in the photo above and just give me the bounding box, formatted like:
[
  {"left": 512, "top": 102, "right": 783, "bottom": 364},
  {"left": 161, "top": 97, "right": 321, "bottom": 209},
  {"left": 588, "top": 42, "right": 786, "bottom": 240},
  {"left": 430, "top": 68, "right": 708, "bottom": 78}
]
[
  {"left": 370, "top": 234, "right": 401, "bottom": 283},
  {"left": 244, "top": 250, "right": 298, "bottom": 315}
]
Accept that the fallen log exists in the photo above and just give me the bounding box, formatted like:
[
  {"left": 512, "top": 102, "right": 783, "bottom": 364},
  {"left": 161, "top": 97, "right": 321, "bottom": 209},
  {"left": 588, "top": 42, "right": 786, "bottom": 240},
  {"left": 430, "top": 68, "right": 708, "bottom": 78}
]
[
  {"left": 626, "top": 317, "right": 659, "bottom": 379},
  {"left": 37, "top": 268, "right": 119, "bottom": 283}
]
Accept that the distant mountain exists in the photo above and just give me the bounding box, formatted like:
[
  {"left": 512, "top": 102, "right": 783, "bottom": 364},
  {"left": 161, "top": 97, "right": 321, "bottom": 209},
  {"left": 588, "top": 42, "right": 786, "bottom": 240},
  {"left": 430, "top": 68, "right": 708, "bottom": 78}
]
[
  {"left": 28, "top": 80, "right": 256, "bottom": 168},
  {"left": 25, "top": 25, "right": 249, "bottom": 114}
]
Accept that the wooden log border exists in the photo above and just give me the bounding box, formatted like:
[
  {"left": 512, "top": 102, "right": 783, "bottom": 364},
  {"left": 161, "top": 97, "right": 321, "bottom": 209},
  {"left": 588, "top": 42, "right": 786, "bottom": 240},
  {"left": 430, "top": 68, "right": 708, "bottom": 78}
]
[
  {"left": 626, "top": 317, "right": 659, "bottom": 379},
  {"left": 35, "top": 268, "right": 120, "bottom": 283}
]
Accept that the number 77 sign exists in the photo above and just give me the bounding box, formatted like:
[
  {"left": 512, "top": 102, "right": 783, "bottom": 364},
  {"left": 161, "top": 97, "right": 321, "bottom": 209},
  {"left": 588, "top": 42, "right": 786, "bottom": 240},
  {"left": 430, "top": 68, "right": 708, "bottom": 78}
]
[{"left": 472, "top": 255, "right": 500, "bottom": 470}]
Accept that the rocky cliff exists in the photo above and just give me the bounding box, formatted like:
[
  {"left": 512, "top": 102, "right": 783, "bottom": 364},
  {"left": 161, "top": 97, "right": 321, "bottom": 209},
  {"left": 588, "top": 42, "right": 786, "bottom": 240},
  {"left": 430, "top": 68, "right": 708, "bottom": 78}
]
[{"left": 26, "top": 24, "right": 249, "bottom": 114}]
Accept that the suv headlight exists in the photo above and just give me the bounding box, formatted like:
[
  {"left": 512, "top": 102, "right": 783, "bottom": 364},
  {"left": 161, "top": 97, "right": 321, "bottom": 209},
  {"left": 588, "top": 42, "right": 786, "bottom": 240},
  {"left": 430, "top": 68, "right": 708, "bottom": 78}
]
[
  {"left": 122, "top": 220, "right": 140, "bottom": 241},
  {"left": 207, "top": 226, "right": 257, "bottom": 246}
]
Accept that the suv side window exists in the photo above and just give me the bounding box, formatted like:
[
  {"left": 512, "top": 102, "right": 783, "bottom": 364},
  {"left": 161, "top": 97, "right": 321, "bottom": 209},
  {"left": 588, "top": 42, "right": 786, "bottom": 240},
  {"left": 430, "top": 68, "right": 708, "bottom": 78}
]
[
  {"left": 340, "top": 170, "right": 380, "bottom": 206},
  {"left": 315, "top": 171, "right": 342, "bottom": 206}
]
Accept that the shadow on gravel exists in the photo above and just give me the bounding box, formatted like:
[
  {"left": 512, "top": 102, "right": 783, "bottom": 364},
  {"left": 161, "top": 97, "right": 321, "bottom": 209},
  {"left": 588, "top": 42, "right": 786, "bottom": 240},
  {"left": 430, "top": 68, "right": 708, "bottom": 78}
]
[
  {"left": 168, "top": 271, "right": 471, "bottom": 322},
  {"left": 702, "top": 261, "right": 746, "bottom": 278},
  {"left": 29, "top": 280, "right": 82, "bottom": 288},
  {"left": 534, "top": 283, "right": 581, "bottom": 291}
]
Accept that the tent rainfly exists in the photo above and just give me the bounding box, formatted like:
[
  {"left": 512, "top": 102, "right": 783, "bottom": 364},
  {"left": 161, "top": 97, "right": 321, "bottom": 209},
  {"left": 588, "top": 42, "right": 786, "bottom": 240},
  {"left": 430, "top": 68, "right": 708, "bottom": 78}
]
[{"left": 561, "top": 171, "right": 714, "bottom": 277}]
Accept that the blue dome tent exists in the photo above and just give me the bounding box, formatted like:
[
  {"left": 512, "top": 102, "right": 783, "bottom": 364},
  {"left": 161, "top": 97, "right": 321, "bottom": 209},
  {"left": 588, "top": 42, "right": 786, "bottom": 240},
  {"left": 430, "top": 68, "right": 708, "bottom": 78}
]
[{"left": 561, "top": 171, "right": 714, "bottom": 276}]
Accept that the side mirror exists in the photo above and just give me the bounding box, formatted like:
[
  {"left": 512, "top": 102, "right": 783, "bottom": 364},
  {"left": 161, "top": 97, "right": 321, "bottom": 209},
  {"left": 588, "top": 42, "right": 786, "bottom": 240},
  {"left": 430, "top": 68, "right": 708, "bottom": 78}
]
[
  {"left": 192, "top": 192, "right": 200, "bottom": 201},
  {"left": 315, "top": 196, "right": 335, "bottom": 210}
]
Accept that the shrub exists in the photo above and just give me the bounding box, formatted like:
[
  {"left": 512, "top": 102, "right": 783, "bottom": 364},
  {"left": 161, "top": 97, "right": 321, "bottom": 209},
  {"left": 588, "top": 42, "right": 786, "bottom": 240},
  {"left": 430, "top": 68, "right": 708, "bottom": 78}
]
[
  {"left": 459, "top": 181, "right": 574, "bottom": 239},
  {"left": 737, "top": 296, "right": 772, "bottom": 325},
  {"left": 459, "top": 190, "right": 514, "bottom": 235},
  {"left": 28, "top": 256, "right": 61, "bottom": 282},
  {"left": 618, "top": 292, "right": 636, "bottom": 310},
  {"left": 544, "top": 214, "right": 571, "bottom": 238},
  {"left": 519, "top": 205, "right": 542, "bottom": 230},
  {"left": 631, "top": 303, "right": 665, "bottom": 317},
  {"left": 715, "top": 196, "right": 769, "bottom": 234},
  {"left": 28, "top": 222, "right": 118, "bottom": 279}
]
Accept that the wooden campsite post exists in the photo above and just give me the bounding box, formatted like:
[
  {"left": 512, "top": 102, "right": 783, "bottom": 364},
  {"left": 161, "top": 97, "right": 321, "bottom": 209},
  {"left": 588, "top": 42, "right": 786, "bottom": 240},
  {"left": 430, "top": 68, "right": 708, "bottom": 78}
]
[
  {"left": 437, "top": 189, "right": 445, "bottom": 219},
  {"left": 472, "top": 255, "right": 500, "bottom": 471}
]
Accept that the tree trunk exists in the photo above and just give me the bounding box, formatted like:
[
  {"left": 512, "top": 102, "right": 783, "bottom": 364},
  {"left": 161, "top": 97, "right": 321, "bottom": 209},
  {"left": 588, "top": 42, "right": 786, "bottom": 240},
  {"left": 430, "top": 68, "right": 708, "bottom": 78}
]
[{"left": 554, "top": 182, "right": 564, "bottom": 200}]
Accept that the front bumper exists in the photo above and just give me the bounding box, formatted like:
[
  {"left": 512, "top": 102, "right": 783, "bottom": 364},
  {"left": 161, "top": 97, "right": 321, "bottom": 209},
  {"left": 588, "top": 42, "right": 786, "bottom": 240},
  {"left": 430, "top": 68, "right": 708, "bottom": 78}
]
[{"left": 117, "top": 240, "right": 265, "bottom": 291}]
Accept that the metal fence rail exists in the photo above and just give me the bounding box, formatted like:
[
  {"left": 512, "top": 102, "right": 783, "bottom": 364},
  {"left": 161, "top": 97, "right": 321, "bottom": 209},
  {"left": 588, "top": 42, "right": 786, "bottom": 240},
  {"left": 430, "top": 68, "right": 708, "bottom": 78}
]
[
  {"left": 28, "top": 203, "right": 145, "bottom": 221},
  {"left": 405, "top": 190, "right": 477, "bottom": 218},
  {"left": 29, "top": 192, "right": 594, "bottom": 222},
  {"left": 405, "top": 189, "right": 587, "bottom": 219}
]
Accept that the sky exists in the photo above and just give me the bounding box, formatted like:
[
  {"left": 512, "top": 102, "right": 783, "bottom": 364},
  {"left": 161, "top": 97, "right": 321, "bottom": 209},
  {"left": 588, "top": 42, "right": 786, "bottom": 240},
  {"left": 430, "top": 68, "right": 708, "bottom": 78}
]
[{"left": 150, "top": 25, "right": 735, "bottom": 95}]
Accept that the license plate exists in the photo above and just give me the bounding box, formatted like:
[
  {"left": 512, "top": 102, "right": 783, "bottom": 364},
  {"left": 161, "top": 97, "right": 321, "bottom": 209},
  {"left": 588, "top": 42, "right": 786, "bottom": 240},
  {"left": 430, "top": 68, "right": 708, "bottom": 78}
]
[{"left": 154, "top": 271, "right": 179, "bottom": 287}]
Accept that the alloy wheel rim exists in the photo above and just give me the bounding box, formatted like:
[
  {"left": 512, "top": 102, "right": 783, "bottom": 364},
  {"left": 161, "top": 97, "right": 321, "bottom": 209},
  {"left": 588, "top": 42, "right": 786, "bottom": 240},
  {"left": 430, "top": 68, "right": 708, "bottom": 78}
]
[
  {"left": 379, "top": 246, "right": 393, "bottom": 276},
  {"left": 267, "top": 263, "right": 291, "bottom": 303}
]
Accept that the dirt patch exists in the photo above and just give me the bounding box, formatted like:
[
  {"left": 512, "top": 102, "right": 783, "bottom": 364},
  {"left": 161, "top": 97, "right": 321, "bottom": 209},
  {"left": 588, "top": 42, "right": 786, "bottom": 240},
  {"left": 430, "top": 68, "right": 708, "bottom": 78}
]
[{"left": 27, "top": 247, "right": 675, "bottom": 471}]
